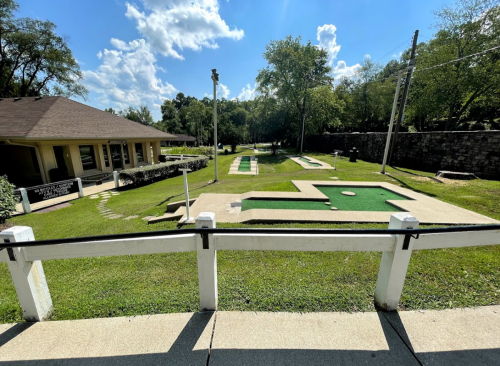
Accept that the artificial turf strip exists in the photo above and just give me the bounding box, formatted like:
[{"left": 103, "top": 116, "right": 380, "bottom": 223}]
[
  {"left": 238, "top": 156, "right": 252, "bottom": 171},
  {"left": 241, "top": 186, "right": 408, "bottom": 212},
  {"left": 299, "top": 157, "right": 322, "bottom": 167}
]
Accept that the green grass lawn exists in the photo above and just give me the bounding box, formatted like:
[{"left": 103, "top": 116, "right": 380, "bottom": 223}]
[
  {"left": 1, "top": 149, "right": 500, "bottom": 323},
  {"left": 242, "top": 186, "right": 408, "bottom": 212}
]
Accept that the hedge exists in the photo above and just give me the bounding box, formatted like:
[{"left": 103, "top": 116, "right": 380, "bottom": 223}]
[
  {"left": 0, "top": 175, "right": 17, "bottom": 223},
  {"left": 119, "top": 156, "right": 209, "bottom": 186}
]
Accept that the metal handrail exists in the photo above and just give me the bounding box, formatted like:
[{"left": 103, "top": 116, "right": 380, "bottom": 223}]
[{"left": 1, "top": 224, "right": 500, "bottom": 249}]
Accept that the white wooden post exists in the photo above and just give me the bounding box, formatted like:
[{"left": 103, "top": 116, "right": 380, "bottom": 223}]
[
  {"left": 179, "top": 169, "right": 192, "bottom": 222},
  {"left": 334, "top": 152, "right": 338, "bottom": 170},
  {"left": 76, "top": 178, "right": 84, "bottom": 198},
  {"left": 374, "top": 213, "right": 419, "bottom": 311},
  {"left": 195, "top": 212, "right": 218, "bottom": 311},
  {"left": 0, "top": 226, "right": 53, "bottom": 321},
  {"left": 19, "top": 188, "right": 31, "bottom": 214},
  {"left": 113, "top": 171, "right": 119, "bottom": 189}
]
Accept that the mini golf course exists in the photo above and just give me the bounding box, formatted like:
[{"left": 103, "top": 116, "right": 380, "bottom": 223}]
[
  {"left": 228, "top": 156, "right": 258, "bottom": 175},
  {"left": 238, "top": 156, "right": 251, "bottom": 171},
  {"left": 241, "top": 186, "right": 408, "bottom": 212},
  {"left": 289, "top": 156, "right": 333, "bottom": 170},
  {"left": 299, "top": 156, "right": 322, "bottom": 167}
]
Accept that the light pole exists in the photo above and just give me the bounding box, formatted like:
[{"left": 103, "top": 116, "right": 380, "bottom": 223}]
[
  {"left": 299, "top": 72, "right": 314, "bottom": 154},
  {"left": 211, "top": 69, "right": 219, "bottom": 182}
]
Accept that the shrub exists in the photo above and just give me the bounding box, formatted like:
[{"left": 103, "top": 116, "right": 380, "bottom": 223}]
[
  {"left": 168, "top": 146, "right": 213, "bottom": 159},
  {"left": 0, "top": 175, "right": 17, "bottom": 223},
  {"left": 158, "top": 154, "right": 167, "bottom": 163},
  {"left": 119, "top": 156, "right": 209, "bottom": 186}
]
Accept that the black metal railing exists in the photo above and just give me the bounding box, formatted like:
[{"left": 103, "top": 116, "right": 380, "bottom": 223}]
[{"left": 1, "top": 224, "right": 500, "bottom": 249}]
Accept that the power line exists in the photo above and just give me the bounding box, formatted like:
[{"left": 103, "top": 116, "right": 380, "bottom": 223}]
[
  {"left": 415, "top": 44, "right": 500, "bottom": 72},
  {"left": 373, "top": 37, "right": 413, "bottom": 64}
]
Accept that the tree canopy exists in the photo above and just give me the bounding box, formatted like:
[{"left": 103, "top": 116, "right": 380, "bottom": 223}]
[{"left": 0, "top": 0, "right": 87, "bottom": 98}]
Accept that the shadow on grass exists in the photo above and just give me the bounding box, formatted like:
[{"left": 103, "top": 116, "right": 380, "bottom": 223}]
[
  {"left": 389, "top": 176, "right": 438, "bottom": 197},
  {"left": 391, "top": 166, "right": 443, "bottom": 183},
  {"left": 155, "top": 182, "right": 215, "bottom": 207},
  {"left": 254, "top": 154, "right": 289, "bottom": 166}
]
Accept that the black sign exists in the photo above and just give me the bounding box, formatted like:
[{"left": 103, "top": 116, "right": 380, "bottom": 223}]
[
  {"left": 26, "top": 180, "right": 79, "bottom": 203},
  {"left": 108, "top": 140, "right": 126, "bottom": 144}
]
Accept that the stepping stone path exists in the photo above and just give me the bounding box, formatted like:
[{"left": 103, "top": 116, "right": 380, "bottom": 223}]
[
  {"left": 93, "top": 190, "right": 135, "bottom": 221},
  {"left": 341, "top": 191, "right": 356, "bottom": 196},
  {"left": 124, "top": 215, "right": 139, "bottom": 220}
]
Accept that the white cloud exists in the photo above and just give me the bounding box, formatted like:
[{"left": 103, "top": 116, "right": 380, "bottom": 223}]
[
  {"left": 331, "top": 60, "right": 362, "bottom": 81},
  {"left": 125, "top": 0, "right": 244, "bottom": 60},
  {"left": 316, "top": 24, "right": 341, "bottom": 66},
  {"left": 83, "top": 38, "right": 176, "bottom": 117},
  {"left": 316, "top": 24, "right": 363, "bottom": 84},
  {"left": 218, "top": 83, "right": 230, "bottom": 99},
  {"left": 237, "top": 83, "right": 258, "bottom": 101}
]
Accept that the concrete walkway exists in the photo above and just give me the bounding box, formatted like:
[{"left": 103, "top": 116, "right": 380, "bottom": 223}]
[
  {"left": 13, "top": 181, "right": 116, "bottom": 215},
  {"left": 0, "top": 306, "right": 498, "bottom": 365}
]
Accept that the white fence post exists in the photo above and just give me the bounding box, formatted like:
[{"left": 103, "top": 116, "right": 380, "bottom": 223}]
[
  {"left": 374, "top": 213, "right": 419, "bottom": 311},
  {"left": 195, "top": 212, "right": 218, "bottom": 311},
  {"left": 76, "top": 178, "right": 84, "bottom": 198},
  {"left": 113, "top": 171, "right": 119, "bottom": 189},
  {"left": 19, "top": 188, "right": 31, "bottom": 213},
  {"left": 0, "top": 226, "right": 53, "bottom": 321}
]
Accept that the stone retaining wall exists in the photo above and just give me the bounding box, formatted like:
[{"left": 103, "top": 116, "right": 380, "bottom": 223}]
[{"left": 306, "top": 131, "right": 500, "bottom": 180}]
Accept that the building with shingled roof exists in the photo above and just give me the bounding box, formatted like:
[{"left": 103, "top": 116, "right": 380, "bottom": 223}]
[{"left": 0, "top": 96, "right": 175, "bottom": 187}]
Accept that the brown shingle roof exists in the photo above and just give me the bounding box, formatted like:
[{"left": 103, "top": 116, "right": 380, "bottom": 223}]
[
  {"left": 0, "top": 97, "right": 175, "bottom": 140},
  {"left": 170, "top": 134, "right": 197, "bottom": 142}
]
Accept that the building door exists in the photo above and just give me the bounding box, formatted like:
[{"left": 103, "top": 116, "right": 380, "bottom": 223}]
[
  {"left": 53, "top": 146, "right": 68, "bottom": 173},
  {"left": 109, "top": 144, "right": 123, "bottom": 170}
]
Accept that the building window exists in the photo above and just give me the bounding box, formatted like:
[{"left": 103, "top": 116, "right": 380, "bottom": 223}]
[
  {"left": 79, "top": 145, "right": 97, "bottom": 171},
  {"left": 135, "top": 143, "right": 144, "bottom": 162},
  {"left": 123, "top": 144, "right": 130, "bottom": 164},
  {"left": 102, "top": 145, "right": 110, "bottom": 168}
]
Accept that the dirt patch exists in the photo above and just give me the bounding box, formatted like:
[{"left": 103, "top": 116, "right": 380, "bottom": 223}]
[
  {"left": 410, "top": 176, "right": 469, "bottom": 186},
  {"left": 0, "top": 221, "right": 14, "bottom": 232},
  {"left": 35, "top": 202, "right": 72, "bottom": 213}
]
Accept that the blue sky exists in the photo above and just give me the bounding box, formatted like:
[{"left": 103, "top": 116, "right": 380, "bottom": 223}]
[{"left": 16, "top": 0, "right": 450, "bottom": 120}]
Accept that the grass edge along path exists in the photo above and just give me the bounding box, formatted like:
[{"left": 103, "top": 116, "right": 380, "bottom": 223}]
[{"left": 1, "top": 149, "right": 499, "bottom": 323}]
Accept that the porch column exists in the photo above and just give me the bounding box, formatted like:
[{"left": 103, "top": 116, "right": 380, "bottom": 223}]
[{"left": 152, "top": 141, "right": 161, "bottom": 164}]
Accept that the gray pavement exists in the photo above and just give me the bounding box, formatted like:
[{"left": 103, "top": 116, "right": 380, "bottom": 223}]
[{"left": 0, "top": 306, "right": 498, "bottom": 365}]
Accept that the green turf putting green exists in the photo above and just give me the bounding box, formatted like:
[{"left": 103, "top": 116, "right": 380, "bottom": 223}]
[
  {"left": 299, "top": 157, "right": 322, "bottom": 167},
  {"left": 238, "top": 156, "right": 251, "bottom": 172},
  {"left": 241, "top": 186, "right": 409, "bottom": 212}
]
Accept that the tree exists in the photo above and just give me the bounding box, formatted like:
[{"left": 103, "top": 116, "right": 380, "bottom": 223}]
[
  {"left": 104, "top": 107, "right": 117, "bottom": 115},
  {"left": 306, "top": 86, "right": 344, "bottom": 134},
  {"left": 119, "top": 106, "right": 154, "bottom": 126},
  {"left": 185, "top": 100, "right": 208, "bottom": 145},
  {"left": 407, "top": 0, "right": 500, "bottom": 130},
  {"left": 219, "top": 118, "right": 243, "bottom": 152},
  {"left": 256, "top": 35, "right": 332, "bottom": 143},
  {"left": 0, "top": 0, "right": 87, "bottom": 98},
  {"left": 160, "top": 99, "right": 182, "bottom": 133}
]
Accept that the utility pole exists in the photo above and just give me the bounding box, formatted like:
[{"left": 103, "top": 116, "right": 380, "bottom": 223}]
[
  {"left": 211, "top": 69, "right": 219, "bottom": 182},
  {"left": 381, "top": 71, "right": 403, "bottom": 174},
  {"left": 387, "top": 30, "right": 418, "bottom": 167}
]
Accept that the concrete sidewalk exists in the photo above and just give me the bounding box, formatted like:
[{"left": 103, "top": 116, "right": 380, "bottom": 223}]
[
  {"left": 0, "top": 306, "right": 498, "bottom": 365},
  {"left": 13, "top": 181, "right": 116, "bottom": 215}
]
